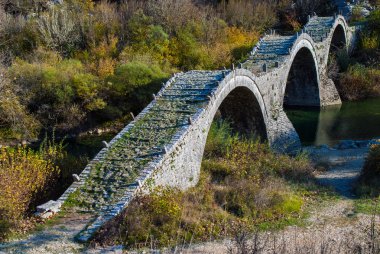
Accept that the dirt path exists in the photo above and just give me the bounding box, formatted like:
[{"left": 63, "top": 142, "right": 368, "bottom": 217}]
[
  {"left": 0, "top": 211, "right": 126, "bottom": 254},
  {"left": 183, "top": 199, "right": 379, "bottom": 254},
  {"left": 0, "top": 212, "right": 92, "bottom": 254},
  {"left": 307, "top": 146, "right": 369, "bottom": 198}
]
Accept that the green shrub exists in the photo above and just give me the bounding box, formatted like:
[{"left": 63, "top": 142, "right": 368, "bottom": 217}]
[
  {"left": 358, "top": 10, "right": 380, "bottom": 52},
  {"left": 0, "top": 68, "right": 40, "bottom": 141},
  {"left": 338, "top": 64, "right": 380, "bottom": 101},
  {"left": 169, "top": 25, "right": 210, "bottom": 70},
  {"left": 203, "top": 121, "right": 237, "bottom": 158},
  {"left": 105, "top": 61, "right": 168, "bottom": 114},
  {"left": 109, "top": 61, "right": 167, "bottom": 95},
  {"left": 9, "top": 50, "right": 106, "bottom": 130},
  {"left": 119, "top": 188, "right": 182, "bottom": 247},
  {"left": 360, "top": 32, "right": 380, "bottom": 50},
  {"left": 368, "top": 9, "right": 380, "bottom": 32},
  {"left": 356, "top": 142, "right": 380, "bottom": 197},
  {"left": 126, "top": 11, "right": 170, "bottom": 62},
  {"left": 351, "top": 6, "right": 366, "bottom": 23}
]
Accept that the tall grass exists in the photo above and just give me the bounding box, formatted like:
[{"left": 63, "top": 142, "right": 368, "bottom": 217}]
[
  {"left": 203, "top": 120, "right": 238, "bottom": 158},
  {"left": 227, "top": 216, "right": 380, "bottom": 254}
]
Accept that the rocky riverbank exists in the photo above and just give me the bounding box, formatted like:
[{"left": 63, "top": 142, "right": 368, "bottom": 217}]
[{"left": 305, "top": 139, "right": 380, "bottom": 197}]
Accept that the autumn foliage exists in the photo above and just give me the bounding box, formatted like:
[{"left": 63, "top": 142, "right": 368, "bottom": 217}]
[
  {"left": 0, "top": 0, "right": 331, "bottom": 142},
  {"left": 0, "top": 140, "right": 63, "bottom": 239}
]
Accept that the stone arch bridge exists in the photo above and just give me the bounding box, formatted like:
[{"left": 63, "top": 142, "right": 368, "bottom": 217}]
[{"left": 44, "top": 14, "right": 359, "bottom": 241}]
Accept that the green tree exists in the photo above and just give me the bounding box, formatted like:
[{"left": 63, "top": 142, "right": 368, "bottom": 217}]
[
  {"left": 104, "top": 61, "right": 168, "bottom": 116},
  {"left": 169, "top": 25, "right": 209, "bottom": 70}
]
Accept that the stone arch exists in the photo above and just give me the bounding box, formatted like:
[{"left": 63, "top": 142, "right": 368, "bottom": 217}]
[
  {"left": 217, "top": 86, "right": 268, "bottom": 139},
  {"left": 325, "top": 18, "right": 349, "bottom": 68},
  {"left": 160, "top": 72, "right": 270, "bottom": 189},
  {"left": 194, "top": 73, "right": 270, "bottom": 163},
  {"left": 283, "top": 45, "right": 321, "bottom": 107},
  {"left": 330, "top": 23, "right": 347, "bottom": 51},
  {"left": 327, "top": 23, "right": 348, "bottom": 77},
  {"left": 325, "top": 20, "right": 348, "bottom": 97},
  {"left": 206, "top": 72, "right": 269, "bottom": 141}
]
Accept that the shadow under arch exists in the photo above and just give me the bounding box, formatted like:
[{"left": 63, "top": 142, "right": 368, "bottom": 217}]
[
  {"left": 327, "top": 23, "right": 348, "bottom": 83},
  {"left": 216, "top": 86, "right": 268, "bottom": 140},
  {"left": 283, "top": 47, "right": 320, "bottom": 107},
  {"left": 329, "top": 23, "right": 347, "bottom": 54}
]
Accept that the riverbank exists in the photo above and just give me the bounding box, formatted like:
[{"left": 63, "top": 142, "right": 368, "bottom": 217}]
[
  {"left": 305, "top": 139, "right": 380, "bottom": 197},
  {"left": 182, "top": 199, "right": 379, "bottom": 253},
  {"left": 166, "top": 140, "right": 380, "bottom": 253}
]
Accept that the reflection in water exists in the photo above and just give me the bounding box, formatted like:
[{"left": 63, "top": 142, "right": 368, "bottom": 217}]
[
  {"left": 315, "top": 105, "right": 341, "bottom": 146},
  {"left": 286, "top": 98, "right": 380, "bottom": 146}
]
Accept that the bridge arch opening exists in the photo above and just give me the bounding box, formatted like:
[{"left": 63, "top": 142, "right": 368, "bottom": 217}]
[
  {"left": 330, "top": 24, "right": 347, "bottom": 53},
  {"left": 284, "top": 47, "right": 320, "bottom": 107},
  {"left": 328, "top": 24, "right": 347, "bottom": 81},
  {"left": 214, "top": 86, "right": 267, "bottom": 140}
]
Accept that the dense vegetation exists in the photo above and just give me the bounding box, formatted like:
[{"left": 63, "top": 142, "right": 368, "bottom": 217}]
[
  {"left": 356, "top": 141, "right": 380, "bottom": 197},
  {"left": 335, "top": 8, "right": 380, "bottom": 100},
  {"left": 0, "top": 0, "right": 334, "bottom": 142},
  {"left": 91, "top": 121, "right": 321, "bottom": 249},
  {"left": 0, "top": 0, "right": 379, "bottom": 249},
  {"left": 0, "top": 138, "right": 64, "bottom": 240}
]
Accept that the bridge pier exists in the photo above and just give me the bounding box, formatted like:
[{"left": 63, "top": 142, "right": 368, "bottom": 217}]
[
  {"left": 319, "top": 75, "right": 342, "bottom": 106},
  {"left": 266, "top": 110, "right": 302, "bottom": 153}
]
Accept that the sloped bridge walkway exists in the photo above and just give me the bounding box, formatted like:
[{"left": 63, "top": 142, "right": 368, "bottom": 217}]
[{"left": 38, "top": 14, "right": 359, "bottom": 242}]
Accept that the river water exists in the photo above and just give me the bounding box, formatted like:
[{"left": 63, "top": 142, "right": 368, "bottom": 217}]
[
  {"left": 65, "top": 99, "right": 380, "bottom": 158},
  {"left": 286, "top": 98, "right": 380, "bottom": 146}
]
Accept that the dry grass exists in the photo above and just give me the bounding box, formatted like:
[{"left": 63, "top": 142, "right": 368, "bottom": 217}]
[{"left": 226, "top": 219, "right": 380, "bottom": 254}]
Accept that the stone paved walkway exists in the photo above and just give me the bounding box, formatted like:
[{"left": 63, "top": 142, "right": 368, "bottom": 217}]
[{"left": 0, "top": 213, "right": 91, "bottom": 254}]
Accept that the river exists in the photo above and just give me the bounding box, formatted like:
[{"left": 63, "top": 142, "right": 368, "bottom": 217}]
[
  {"left": 66, "top": 98, "right": 380, "bottom": 158},
  {"left": 285, "top": 98, "right": 380, "bottom": 146}
]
